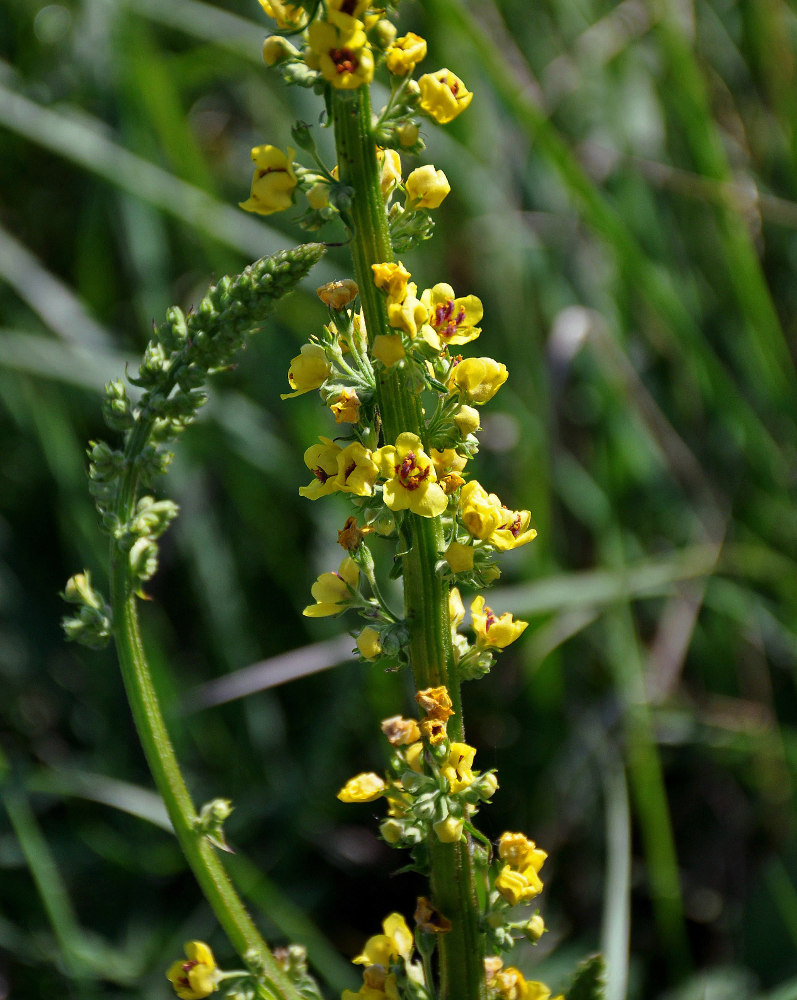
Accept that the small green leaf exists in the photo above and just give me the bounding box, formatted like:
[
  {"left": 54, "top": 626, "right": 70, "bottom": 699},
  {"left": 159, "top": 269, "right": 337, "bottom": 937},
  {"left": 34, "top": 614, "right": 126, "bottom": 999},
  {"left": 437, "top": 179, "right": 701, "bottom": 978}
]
[{"left": 567, "top": 954, "right": 607, "bottom": 1000}]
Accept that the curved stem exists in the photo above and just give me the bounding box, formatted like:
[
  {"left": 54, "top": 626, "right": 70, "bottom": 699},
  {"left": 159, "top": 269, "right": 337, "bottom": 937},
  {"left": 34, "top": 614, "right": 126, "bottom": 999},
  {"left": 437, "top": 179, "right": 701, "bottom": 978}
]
[
  {"left": 110, "top": 455, "right": 301, "bottom": 1000},
  {"left": 331, "top": 85, "right": 487, "bottom": 1000}
]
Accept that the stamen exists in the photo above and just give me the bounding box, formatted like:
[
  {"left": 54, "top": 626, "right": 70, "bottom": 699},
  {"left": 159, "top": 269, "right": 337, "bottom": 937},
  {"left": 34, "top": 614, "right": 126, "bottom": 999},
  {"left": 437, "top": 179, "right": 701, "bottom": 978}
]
[{"left": 331, "top": 47, "right": 358, "bottom": 74}]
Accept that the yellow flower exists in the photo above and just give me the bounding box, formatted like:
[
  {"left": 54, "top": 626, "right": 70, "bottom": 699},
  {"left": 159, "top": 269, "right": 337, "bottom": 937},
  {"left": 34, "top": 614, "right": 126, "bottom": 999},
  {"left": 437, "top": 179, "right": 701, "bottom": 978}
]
[
  {"left": 342, "top": 971, "right": 400, "bottom": 1000},
  {"left": 419, "top": 717, "right": 448, "bottom": 745},
  {"left": 494, "top": 966, "right": 554, "bottom": 1000},
  {"left": 498, "top": 831, "right": 545, "bottom": 870},
  {"left": 403, "top": 741, "right": 425, "bottom": 774},
  {"left": 330, "top": 389, "right": 362, "bottom": 424},
  {"left": 327, "top": 0, "right": 369, "bottom": 17},
  {"left": 303, "top": 556, "right": 359, "bottom": 617},
  {"left": 239, "top": 145, "right": 297, "bottom": 215},
  {"left": 454, "top": 404, "right": 481, "bottom": 436},
  {"left": 371, "top": 261, "right": 412, "bottom": 301},
  {"left": 490, "top": 506, "right": 537, "bottom": 551},
  {"left": 415, "top": 685, "right": 454, "bottom": 720},
  {"left": 166, "top": 941, "right": 219, "bottom": 1000},
  {"left": 444, "top": 541, "right": 474, "bottom": 573},
  {"left": 377, "top": 148, "right": 402, "bottom": 198},
  {"left": 376, "top": 432, "right": 448, "bottom": 517},
  {"left": 385, "top": 32, "right": 427, "bottom": 75},
  {"left": 356, "top": 626, "right": 382, "bottom": 660},
  {"left": 440, "top": 742, "right": 476, "bottom": 793},
  {"left": 495, "top": 864, "right": 543, "bottom": 906},
  {"left": 418, "top": 69, "right": 473, "bottom": 123},
  {"left": 299, "top": 437, "right": 342, "bottom": 500},
  {"left": 307, "top": 13, "right": 374, "bottom": 90},
  {"left": 448, "top": 356, "right": 508, "bottom": 404},
  {"left": 338, "top": 771, "right": 387, "bottom": 802},
  {"left": 471, "top": 595, "right": 528, "bottom": 649},
  {"left": 430, "top": 448, "right": 467, "bottom": 480},
  {"left": 405, "top": 165, "right": 450, "bottom": 209},
  {"left": 381, "top": 715, "right": 421, "bottom": 746},
  {"left": 336, "top": 442, "right": 379, "bottom": 496},
  {"left": 317, "top": 278, "right": 359, "bottom": 310},
  {"left": 372, "top": 334, "right": 406, "bottom": 368},
  {"left": 433, "top": 815, "right": 464, "bottom": 843},
  {"left": 387, "top": 283, "right": 428, "bottom": 337},
  {"left": 449, "top": 586, "right": 465, "bottom": 629},
  {"left": 353, "top": 912, "right": 414, "bottom": 967},
  {"left": 280, "top": 344, "right": 330, "bottom": 399},
  {"left": 420, "top": 284, "right": 482, "bottom": 349},
  {"left": 258, "top": 0, "right": 306, "bottom": 28},
  {"left": 459, "top": 480, "right": 504, "bottom": 540}
]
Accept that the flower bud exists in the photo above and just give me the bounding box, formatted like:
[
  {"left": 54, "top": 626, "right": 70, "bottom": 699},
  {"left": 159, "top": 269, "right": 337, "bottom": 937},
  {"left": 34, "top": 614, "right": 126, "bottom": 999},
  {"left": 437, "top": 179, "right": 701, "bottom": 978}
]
[
  {"left": 371, "top": 18, "right": 397, "bottom": 48},
  {"left": 262, "top": 34, "right": 298, "bottom": 66},
  {"left": 129, "top": 537, "right": 159, "bottom": 580},
  {"left": 397, "top": 122, "right": 420, "bottom": 147},
  {"left": 454, "top": 404, "right": 480, "bottom": 436},
  {"left": 433, "top": 815, "right": 464, "bottom": 843},
  {"left": 63, "top": 571, "right": 99, "bottom": 608},
  {"left": 524, "top": 914, "right": 546, "bottom": 942},
  {"left": 444, "top": 541, "right": 474, "bottom": 574},
  {"left": 306, "top": 182, "right": 330, "bottom": 209},
  {"left": 370, "top": 507, "right": 397, "bottom": 536},
  {"left": 337, "top": 772, "right": 386, "bottom": 803},
  {"left": 380, "top": 818, "right": 404, "bottom": 844},
  {"left": 356, "top": 626, "right": 382, "bottom": 661},
  {"left": 405, "top": 165, "right": 450, "bottom": 209},
  {"left": 291, "top": 120, "right": 315, "bottom": 152}
]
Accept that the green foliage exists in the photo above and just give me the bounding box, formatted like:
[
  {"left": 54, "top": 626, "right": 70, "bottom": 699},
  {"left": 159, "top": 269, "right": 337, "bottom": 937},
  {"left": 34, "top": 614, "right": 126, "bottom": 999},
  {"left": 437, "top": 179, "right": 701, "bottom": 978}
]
[{"left": 566, "top": 955, "right": 607, "bottom": 1000}]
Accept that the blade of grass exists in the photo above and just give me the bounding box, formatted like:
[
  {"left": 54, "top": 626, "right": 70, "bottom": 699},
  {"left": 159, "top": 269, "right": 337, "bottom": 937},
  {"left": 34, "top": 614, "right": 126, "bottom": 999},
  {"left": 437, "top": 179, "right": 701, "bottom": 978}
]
[
  {"left": 0, "top": 331, "right": 129, "bottom": 388},
  {"left": 2, "top": 788, "right": 92, "bottom": 981},
  {"left": 0, "top": 82, "right": 329, "bottom": 265},
  {"left": 648, "top": 0, "right": 794, "bottom": 401},
  {"left": 601, "top": 749, "right": 632, "bottom": 1000},
  {"left": 0, "top": 222, "right": 114, "bottom": 350},
  {"left": 425, "top": 0, "right": 791, "bottom": 481}
]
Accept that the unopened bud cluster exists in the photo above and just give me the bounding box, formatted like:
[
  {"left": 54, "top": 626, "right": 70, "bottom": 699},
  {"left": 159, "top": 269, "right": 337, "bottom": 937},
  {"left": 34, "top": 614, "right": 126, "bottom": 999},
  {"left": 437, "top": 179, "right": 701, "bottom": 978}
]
[{"left": 63, "top": 245, "right": 325, "bottom": 647}]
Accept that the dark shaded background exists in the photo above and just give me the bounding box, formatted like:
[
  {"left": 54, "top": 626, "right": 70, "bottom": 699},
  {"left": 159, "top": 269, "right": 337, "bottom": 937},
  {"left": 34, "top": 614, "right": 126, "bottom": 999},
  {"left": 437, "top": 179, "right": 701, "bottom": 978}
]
[{"left": 1, "top": 0, "right": 797, "bottom": 997}]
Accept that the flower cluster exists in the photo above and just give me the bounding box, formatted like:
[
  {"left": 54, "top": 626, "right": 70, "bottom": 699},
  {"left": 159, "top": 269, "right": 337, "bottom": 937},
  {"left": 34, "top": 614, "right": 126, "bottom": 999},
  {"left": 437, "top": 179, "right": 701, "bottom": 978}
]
[
  {"left": 448, "top": 587, "right": 528, "bottom": 681},
  {"left": 485, "top": 958, "right": 564, "bottom": 1000},
  {"left": 342, "top": 913, "right": 423, "bottom": 1000},
  {"left": 63, "top": 245, "right": 325, "bottom": 650},
  {"left": 239, "top": 0, "right": 474, "bottom": 239},
  {"left": 338, "top": 686, "right": 498, "bottom": 856}
]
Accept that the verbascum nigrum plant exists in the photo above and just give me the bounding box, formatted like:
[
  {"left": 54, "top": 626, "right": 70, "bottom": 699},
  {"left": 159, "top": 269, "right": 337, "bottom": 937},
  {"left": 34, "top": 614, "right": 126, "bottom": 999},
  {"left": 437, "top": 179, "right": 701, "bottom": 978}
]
[{"left": 63, "top": 2, "right": 608, "bottom": 999}]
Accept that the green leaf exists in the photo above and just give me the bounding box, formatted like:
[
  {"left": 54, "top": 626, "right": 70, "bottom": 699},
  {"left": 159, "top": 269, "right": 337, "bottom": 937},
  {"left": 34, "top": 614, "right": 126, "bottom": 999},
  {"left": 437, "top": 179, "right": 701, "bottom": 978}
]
[{"left": 567, "top": 954, "right": 607, "bottom": 1000}]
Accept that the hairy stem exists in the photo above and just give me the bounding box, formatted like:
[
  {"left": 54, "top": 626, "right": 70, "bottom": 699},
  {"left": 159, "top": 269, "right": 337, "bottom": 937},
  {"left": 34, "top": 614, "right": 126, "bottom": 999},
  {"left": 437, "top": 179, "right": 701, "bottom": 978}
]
[
  {"left": 109, "top": 439, "right": 302, "bottom": 1000},
  {"left": 331, "top": 85, "right": 487, "bottom": 1000}
]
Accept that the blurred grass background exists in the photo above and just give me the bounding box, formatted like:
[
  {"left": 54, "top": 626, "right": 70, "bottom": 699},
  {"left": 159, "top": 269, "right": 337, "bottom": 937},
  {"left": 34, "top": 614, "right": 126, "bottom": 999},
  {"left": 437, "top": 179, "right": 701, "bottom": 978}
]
[{"left": 2, "top": 0, "right": 797, "bottom": 997}]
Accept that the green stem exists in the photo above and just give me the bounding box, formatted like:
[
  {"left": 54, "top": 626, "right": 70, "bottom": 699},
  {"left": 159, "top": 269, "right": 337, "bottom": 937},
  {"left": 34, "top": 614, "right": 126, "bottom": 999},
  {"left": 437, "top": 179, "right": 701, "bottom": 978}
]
[
  {"left": 110, "top": 450, "right": 302, "bottom": 1000},
  {"left": 331, "top": 85, "right": 486, "bottom": 1000}
]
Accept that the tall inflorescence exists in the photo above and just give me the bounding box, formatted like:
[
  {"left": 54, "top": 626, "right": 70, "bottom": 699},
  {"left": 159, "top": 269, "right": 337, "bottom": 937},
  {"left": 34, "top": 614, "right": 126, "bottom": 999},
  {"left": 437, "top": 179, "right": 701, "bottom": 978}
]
[{"left": 242, "top": 3, "right": 560, "bottom": 999}]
